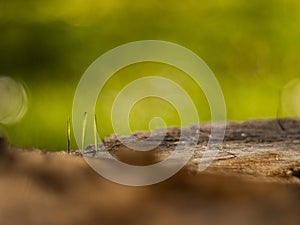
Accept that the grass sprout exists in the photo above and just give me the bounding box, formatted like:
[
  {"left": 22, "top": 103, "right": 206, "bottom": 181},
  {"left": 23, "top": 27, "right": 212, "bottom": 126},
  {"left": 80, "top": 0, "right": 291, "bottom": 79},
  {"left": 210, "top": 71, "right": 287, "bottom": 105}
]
[
  {"left": 94, "top": 114, "right": 99, "bottom": 152},
  {"left": 82, "top": 112, "right": 87, "bottom": 152},
  {"left": 67, "top": 116, "right": 71, "bottom": 153}
]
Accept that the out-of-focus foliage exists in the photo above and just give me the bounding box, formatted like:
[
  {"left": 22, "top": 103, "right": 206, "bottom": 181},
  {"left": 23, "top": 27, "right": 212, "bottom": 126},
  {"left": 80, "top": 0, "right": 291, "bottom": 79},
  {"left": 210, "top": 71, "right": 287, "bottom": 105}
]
[{"left": 1, "top": 0, "right": 300, "bottom": 150}]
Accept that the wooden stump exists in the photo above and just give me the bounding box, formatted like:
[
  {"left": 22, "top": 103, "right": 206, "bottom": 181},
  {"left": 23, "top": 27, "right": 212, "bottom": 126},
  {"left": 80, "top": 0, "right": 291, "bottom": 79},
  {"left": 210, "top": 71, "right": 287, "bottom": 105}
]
[
  {"left": 0, "top": 119, "right": 299, "bottom": 225},
  {"left": 101, "top": 119, "right": 300, "bottom": 183}
]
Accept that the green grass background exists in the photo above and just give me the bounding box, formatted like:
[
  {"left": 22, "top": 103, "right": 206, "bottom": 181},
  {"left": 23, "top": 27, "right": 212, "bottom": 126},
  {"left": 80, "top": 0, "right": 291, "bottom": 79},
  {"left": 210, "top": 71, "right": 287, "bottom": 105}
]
[{"left": 1, "top": 0, "right": 300, "bottom": 150}]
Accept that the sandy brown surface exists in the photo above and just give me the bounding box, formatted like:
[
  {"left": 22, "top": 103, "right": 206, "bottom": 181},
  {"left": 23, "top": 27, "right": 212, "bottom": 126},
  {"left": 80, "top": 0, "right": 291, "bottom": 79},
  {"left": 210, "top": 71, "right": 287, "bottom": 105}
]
[{"left": 0, "top": 120, "right": 300, "bottom": 225}]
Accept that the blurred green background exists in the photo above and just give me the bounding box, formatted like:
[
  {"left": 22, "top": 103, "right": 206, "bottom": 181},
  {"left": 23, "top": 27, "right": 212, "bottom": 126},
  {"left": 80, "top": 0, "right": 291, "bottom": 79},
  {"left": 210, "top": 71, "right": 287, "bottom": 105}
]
[{"left": 1, "top": 0, "right": 300, "bottom": 150}]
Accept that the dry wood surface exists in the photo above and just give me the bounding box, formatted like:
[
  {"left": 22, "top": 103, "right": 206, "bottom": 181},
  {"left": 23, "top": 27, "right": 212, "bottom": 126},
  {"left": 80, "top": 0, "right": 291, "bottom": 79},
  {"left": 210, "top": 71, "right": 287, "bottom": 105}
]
[{"left": 0, "top": 119, "right": 299, "bottom": 225}]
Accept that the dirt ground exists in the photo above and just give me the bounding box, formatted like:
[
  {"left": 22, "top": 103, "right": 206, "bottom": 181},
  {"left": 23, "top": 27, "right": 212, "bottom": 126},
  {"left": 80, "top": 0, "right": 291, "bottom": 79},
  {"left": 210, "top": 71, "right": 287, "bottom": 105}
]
[{"left": 0, "top": 119, "right": 299, "bottom": 225}]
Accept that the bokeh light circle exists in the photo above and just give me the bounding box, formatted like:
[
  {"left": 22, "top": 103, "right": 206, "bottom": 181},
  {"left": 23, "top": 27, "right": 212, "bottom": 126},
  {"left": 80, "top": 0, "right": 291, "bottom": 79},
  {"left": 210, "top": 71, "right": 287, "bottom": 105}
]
[
  {"left": 72, "top": 40, "right": 226, "bottom": 186},
  {"left": 111, "top": 76, "right": 198, "bottom": 152},
  {"left": 0, "top": 76, "right": 28, "bottom": 125}
]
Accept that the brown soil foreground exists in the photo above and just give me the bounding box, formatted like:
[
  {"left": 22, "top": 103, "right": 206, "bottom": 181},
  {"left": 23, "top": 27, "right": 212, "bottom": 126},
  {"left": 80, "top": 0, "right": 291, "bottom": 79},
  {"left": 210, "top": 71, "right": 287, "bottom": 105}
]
[{"left": 0, "top": 119, "right": 300, "bottom": 225}]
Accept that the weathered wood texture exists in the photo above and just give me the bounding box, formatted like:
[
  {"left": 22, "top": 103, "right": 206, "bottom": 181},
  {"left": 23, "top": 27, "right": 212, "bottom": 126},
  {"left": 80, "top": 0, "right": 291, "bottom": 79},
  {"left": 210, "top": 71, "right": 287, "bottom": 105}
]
[
  {"left": 94, "top": 119, "right": 300, "bottom": 183},
  {"left": 202, "top": 119, "right": 300, "bottom": 182},
  {"left": 0, "top": 120, "right": 299, "bottom": 225}
]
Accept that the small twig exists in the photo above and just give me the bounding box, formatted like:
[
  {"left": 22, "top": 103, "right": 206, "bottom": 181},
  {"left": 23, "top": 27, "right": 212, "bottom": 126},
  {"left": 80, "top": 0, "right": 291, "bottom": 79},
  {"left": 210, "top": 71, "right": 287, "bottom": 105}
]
[{"left": 276, "top": 89, "right": 286, "bottom": 131}]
